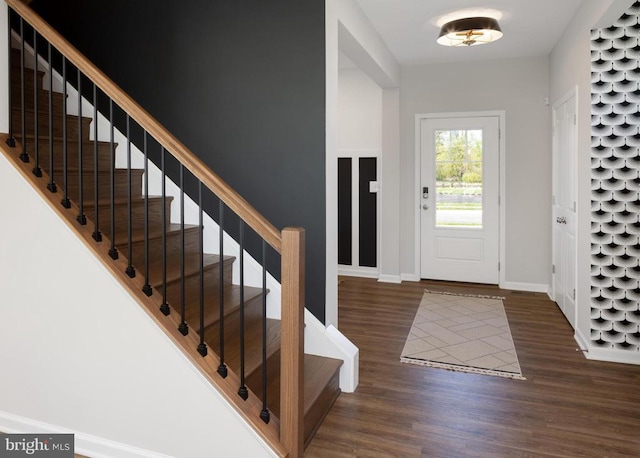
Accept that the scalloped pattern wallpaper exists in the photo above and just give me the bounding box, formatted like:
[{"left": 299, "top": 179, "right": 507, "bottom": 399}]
[{"left": 590, "top": 1, "right": 640, "bottom": 351}]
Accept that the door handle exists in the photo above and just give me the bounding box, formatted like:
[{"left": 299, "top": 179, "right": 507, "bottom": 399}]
[{"left": 422, "top": 204, "right": 429, "bottom": 210}]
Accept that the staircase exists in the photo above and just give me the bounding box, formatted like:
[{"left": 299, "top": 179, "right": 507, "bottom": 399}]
[{"left": 4, "top": 5, "right": 341, "bottom": 455}]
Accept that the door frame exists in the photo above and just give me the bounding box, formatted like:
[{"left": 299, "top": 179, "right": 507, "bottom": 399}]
[
  {"left": 414, "top": 111, "right": 506, "bottom": 285},
  {"left": 551, "top": 87, "right": 578, "bottom": 326}
]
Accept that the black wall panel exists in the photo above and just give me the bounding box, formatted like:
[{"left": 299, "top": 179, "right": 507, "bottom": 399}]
[
  {"left": 359, "top": 158, "right": 377, "bottom": 268},
  {"left": 337, "top": 158, "right": 352, "bottom": 266},
  {"left": 30, "top": 0, "right": 327, "bottom": 322}
]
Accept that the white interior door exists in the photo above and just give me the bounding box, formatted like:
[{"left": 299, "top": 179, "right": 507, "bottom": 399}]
[
  {"left": 552, "top": 94, "right": 577, "bottom": 328},
  {"left": 420, "top": 116, "right": 500, "bottom": 284}
]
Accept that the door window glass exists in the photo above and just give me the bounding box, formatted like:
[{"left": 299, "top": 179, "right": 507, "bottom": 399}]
[{"left": 434, "top": 129, "right": 483, "bottom": 228}]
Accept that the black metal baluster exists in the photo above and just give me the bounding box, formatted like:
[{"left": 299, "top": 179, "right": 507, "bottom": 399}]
[
  {"left": 19, "top": 18, "right": 28, "bottom": 163},
  {"left": 125, "top": 114, "right": 135, "bottom": 278},
  {"left": 76, "top": 69, "right": 86, "bottom": 225},
  {"left": 197, "top": 182, "right": 207, "bottom": 357},
  {"left": 159, "top": 146, "right": 169, "bottom": 316},
  {"left": 217, "top": 201, "right": 228, "bottom": 378},
  {"left": 142, "top": 132, "right": 152, "bottom": 296},
  {"left": 108, "top": 99, "right": 117, "bottom": 259},
  {"left": 32, "top": 28, "right": 41, "bottom": 177},
  {"left": 178, "top": 164, "right": 188, "bottom": 336},
  {"left": 60, "top": 56, "right": 70, "bottom": 208},
  {"left": 260, "top": 240, "right": 270, "bottom": 424},
  {"left": 46, "top": 43, "right": 56, "bottom": 193},
  {"left": 92, "top": 83, "right": 101, "bottom": 242},
  {"left": 238, "top": 221, "right": 248, "bottom": 400},
  {"left": 5, "top": 9, "right": 15, "bottom": 147}
]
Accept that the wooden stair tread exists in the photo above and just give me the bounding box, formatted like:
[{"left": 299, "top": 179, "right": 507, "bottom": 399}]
[
  {"left": 84, "top": 194, "right": 168, "bottom": 206},
  {"left": 253, "top": 353, "right": 342, "bottom": 448},
  {"left": 10, "top": 90, "right": 66, "bottom": 104},
  {"left": 11, "top": 105, "right": 90, "bottom": 120},
  {"left": 12, "top": 115, "right": 92, "bottom": 138},
  {"left": 50, "top": 167, "right": 139, "bottom": 175},
  {"left": 15, "top": 132, "right": 112, "bottom": 145},
  {"left": 10, "top": 56, "right": 46, "bottom": 75},
  {"left": 213, "top": 317, "right": 281, "bottom": 380},
  {"left": 126, "top": 223, "right": 199, "bottom": 244},
  {"left": 264, "top": 354, "right": 342, "bottom": 418},
  {"left": 108, "top": 222, "right": 198, "bottom": 252},
  {"left": 83, "top": 197, "right": 173, "bottom": 243},
  {"left": 302, "top": 355, "right": 342, "bottom": 413},
  {"left": 183, "top": 284, "right": 264, "bottom": 329},
  {"left": 301, "top": 354, "right": 342, "bottom": 448},
  {"left": 149, "top": 252, "right": 235, "bottom": 287}
]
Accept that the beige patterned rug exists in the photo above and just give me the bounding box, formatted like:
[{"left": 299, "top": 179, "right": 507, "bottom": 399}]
[{"left": 400, "top": 290, "right": 525, "bottom": 380}]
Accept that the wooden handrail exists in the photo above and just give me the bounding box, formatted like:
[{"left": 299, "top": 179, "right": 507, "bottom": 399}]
[{"left": 8, "top": 0, "right": 282, "bottom": 253}]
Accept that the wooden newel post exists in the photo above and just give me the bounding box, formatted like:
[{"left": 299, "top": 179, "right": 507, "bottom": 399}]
[{"left": 280, "top": 227, "right": 305, "bottom": 457}]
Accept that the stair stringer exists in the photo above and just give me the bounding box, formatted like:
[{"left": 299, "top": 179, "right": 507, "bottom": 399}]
[{"left": 0, "top": 151, "right": 279, "bottom": 458}]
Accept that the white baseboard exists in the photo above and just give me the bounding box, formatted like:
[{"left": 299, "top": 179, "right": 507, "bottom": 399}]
[
  {"left": 401, "top": 273, "right": 420, "bottom": 282},
  {"left": 338, "top": 268, "right": 406, "bottom": 284},
  {"left": 500, "top": 281, "right": 549, "bottom": 293},
  {"left": 574, "top": 328, "right": 590, "bottom": 352},
  {"left": 547, "top": 285, "right": 554, "bottom": 301},
  {"left": 576, "top": 325, "right": 640, "bottom": 365},
  {"left": 0, "top": 412, "right": 169, "bottom": 458},
  {"left": 584, "top": 347, "right": 640, "bottom": 365},
  {"left": 338, "top": 266, "right": 378, "bottom": 278}
]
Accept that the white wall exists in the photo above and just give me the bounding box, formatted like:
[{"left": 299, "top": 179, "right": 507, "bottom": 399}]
[
  {"left": 549, "top": 0, "right": 637, "bottom": 358},
  {"left": 550, "top": 0, "right": 628, "bottom": 102},
  {"left": 0, "top": 153, "right": 275, "bottom": 458},
  {"left": 400, "top": 56, "right": 552, "bottom": 290},
  {"left": 338, "top": 67, "right": 382, "bottom": 150},
  {"left": 326, "top": 0, "right": 400, "bottom": 326},
  {"left": 379, "top": 87, "right": 401, "bottom": 283},
  {"left": 337, "top": 66, "right": 381, "bottom": 277}
]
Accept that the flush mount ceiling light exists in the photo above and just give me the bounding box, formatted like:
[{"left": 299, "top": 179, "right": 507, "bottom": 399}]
[{"left": 437, "top": 17, "right": 503, "bottom": 47}]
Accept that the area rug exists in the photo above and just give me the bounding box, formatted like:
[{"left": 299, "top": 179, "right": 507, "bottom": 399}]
[{"left": 400, "top": 290, "right": 525, "bottom": 380}]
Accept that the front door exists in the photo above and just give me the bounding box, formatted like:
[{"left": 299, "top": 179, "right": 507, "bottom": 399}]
[{"left": 420, "top": 116, "right": 500, "bottom": 283}]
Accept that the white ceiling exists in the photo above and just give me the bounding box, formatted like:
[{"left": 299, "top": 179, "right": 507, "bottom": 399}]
[{"left": 353, "top": 0, "right": 584, "bottom": 66}]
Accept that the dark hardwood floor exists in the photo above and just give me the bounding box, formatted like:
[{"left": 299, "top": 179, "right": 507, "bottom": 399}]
[{"left": 305, "top": 277, "right": 640, "bottom": 457}]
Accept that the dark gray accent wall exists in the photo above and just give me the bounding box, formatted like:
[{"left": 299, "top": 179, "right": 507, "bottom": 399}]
[{"left": 30, "top": 0, "right": 327, "bottom": 322}]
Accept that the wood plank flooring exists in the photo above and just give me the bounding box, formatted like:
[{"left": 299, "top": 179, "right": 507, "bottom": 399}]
[{"left": 305, "top": 277, "right": 640, "bottom": 457}]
